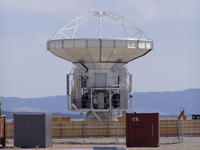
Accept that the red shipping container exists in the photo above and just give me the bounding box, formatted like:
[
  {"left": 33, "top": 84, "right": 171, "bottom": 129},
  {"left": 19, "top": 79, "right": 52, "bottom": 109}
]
[
  {"left": 0, "top": 116, "right": 6, "bottom": 147},
  {"left": 126, "top": 113, "right": 160, "bottom": 147}
]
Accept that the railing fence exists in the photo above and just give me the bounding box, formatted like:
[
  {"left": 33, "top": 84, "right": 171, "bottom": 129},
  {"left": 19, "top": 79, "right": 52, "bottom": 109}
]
[{"left": 5, "top": 118, "right": 200, "bottom": 144}]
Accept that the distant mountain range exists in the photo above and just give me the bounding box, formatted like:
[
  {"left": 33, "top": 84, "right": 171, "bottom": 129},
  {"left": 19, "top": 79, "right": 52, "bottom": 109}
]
[
  {"left": 132, "top": 88, "right": 200, "bottom": 115},
  {"left": 0, "top": 96, "right": 69, "bottom": 113},
  {"left": 1, "top": 110, "right": 84, "bottom": 120},
  {"left": 1, "top": 88, "right": 200, "bottom": 119}
]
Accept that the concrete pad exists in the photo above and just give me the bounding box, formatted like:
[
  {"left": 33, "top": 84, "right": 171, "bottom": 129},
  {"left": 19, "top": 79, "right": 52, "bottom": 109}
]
[{"left": 93, "top": 146, "right": 127, "bottom": 150}]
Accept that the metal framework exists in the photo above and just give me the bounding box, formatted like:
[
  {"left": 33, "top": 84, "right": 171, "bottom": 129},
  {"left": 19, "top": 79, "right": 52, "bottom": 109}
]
[
  {"left": 67, "top": 72, "right": 132, "bottom": 116},
  {"left": 50, "top": 11, "right": 150, "bottom": 40}
]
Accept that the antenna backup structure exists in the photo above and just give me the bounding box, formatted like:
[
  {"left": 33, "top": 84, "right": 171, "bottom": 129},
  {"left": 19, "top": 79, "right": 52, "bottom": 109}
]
[{"left": 47, "top": 11, "right": 153, "bottom": 120}]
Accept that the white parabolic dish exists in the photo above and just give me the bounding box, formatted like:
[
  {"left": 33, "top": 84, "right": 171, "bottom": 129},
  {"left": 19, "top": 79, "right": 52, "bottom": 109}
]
[
  {"left": 47, "top": 38, "right": 153, "bottom": 70},
  {"left": 47, "top": 11, "right": 153, "bottom": 70}
]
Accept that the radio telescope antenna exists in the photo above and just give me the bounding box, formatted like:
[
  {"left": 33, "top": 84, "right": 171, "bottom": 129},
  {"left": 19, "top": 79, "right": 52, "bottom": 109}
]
[{"left": 47, "top": 11, "right": 153, "bottom": 121}]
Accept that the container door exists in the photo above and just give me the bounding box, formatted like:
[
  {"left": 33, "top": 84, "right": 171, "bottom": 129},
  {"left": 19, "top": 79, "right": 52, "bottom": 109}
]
[{"left": 126, "top": 113, "right": 160, "bottom": 147}]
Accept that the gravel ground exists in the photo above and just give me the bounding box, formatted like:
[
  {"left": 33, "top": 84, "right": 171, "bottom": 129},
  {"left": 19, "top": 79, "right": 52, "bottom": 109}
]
[{"left": 2, "top": 138, "right": 200, "bottom": 150}]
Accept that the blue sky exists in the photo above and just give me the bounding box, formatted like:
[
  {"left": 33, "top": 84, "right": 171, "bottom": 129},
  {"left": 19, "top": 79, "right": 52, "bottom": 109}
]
[{"left": 0, "top": 0, "right": 200, "bottom": 98}]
